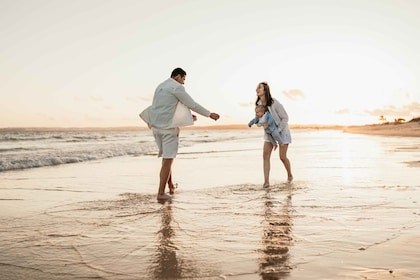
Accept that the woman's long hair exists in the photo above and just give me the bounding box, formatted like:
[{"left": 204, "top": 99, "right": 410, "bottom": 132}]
[{"left": 255, "top": 82, "right": 274, "bottom": 107}]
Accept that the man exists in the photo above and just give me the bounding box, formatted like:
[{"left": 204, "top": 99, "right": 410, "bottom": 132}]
[{"left": 149, "top": 68, "right": 220, "bottom": 201}]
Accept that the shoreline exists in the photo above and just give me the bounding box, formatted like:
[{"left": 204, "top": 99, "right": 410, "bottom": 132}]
[{"left": 1, "top": 121, "right": 419, "bottom": 137}]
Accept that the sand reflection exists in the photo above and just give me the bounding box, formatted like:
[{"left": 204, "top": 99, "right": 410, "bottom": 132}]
[
  {"left": 148, "top": 202, "right": 183, "bottom": 279},
  {"left": 259, "top": 188, "right": 293, "bottom": 279}
]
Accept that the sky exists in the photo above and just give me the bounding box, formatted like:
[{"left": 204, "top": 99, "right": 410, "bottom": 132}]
[{"left": 1, "top": 0, "right": 420, "bottom": 128}]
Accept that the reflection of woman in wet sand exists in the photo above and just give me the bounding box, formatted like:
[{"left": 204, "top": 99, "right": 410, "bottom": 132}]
[{"left": 259, "top": 190, "right": 293, "bottom": 279}]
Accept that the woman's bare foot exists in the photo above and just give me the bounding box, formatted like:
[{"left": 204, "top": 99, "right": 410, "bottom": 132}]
[
  {"left": 287, "top": 176, "right": 293, "bottom": 183},
  {"left": 263, "top": 182, "right": 270, "bottom": 188},
  {"left": 157, "top": 193, "right": 172, "bottom": 201}
]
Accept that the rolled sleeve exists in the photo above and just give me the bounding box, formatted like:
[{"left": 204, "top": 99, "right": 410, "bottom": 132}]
[{"left": 173, "top": 85, "right": 211, "bottom": 117}]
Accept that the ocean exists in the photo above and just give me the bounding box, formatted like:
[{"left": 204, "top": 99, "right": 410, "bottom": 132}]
[{"left": 0, "top": 128, "right": 257, "bottom": 172}]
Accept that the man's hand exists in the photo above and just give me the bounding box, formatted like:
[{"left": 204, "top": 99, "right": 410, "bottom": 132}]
[{"left": 210, "top": 113, "right": 220, "bottom": 121}]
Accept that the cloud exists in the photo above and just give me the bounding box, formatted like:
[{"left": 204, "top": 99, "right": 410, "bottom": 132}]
[
  {"left": 126, "top": 96, "right": 152, "bottom": 103},
  {"left": 335, "top": 108, "right": 351, "bottom": 114},
  {"left": 406, "top": 102, "right": 420, "bottom": 112},
  {"left": 90, "top": 96, "right": 104, "bottom": 102},
  {"left": 282, "top": 89, "right": 305, "bottom": 100},
  {"left": 239, "top": 101, "right": 254, "bottom": 107},
  {"left": 365, "top": 102, "right": 420, "bottom": 118}
]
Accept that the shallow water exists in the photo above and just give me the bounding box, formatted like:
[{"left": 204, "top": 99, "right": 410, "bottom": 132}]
[{"left": 0, "top": 129, "right": 419, "bottom": 279}]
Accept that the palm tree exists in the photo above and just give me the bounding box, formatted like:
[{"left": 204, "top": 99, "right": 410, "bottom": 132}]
[{"left": 379, "top": 115, "right": 387, "bottom": 123}]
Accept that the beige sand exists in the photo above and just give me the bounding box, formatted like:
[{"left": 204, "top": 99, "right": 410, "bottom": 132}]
[{"left": 343, "top": 121, "right": 420, "bottom": 137}]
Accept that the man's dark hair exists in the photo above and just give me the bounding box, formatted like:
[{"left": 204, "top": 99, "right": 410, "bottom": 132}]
[{"left": 171, "top": 68, "right": 187, "bottom": 78}]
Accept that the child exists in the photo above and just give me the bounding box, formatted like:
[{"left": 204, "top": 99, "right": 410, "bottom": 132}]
[{"left": 248, "top": 105, "right": 283, "bottom": 150}]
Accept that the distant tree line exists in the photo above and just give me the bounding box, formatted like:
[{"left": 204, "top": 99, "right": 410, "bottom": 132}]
[{"left": 379, "top": 115, "right": 420, "bottom": 124}]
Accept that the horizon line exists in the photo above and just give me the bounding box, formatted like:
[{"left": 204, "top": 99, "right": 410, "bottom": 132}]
[{"left": 0, "top": 123, "right": 389, "bottom": 131}]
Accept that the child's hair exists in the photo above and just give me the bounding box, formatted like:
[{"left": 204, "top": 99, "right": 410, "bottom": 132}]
[{"left": 255, "top": 105, "right": 267, "bottom": 112}]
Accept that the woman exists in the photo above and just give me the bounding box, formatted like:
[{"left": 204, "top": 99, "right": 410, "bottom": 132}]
[{"left": 255, "top": 82, "right": 293, "bottom": 187}]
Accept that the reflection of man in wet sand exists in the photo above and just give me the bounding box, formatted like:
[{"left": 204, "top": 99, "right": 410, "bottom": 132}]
[
  {"left": 259, "top": 190, "right": 293, "bottom": 279},
  {"left": 149, "top": 203, "right": 182, "bottom": 279}
]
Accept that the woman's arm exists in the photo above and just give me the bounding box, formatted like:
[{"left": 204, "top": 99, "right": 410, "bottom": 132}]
[{"left": 271, "top": 100, "right": 289, "bottom": 131}]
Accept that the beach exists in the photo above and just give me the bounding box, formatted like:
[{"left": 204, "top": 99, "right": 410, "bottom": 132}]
[
  {"left": 343, "top": 120, "right": 420, "bottom": 138},
  {"left": 0, "top": 127, "right": 419, "bottom": 279}
]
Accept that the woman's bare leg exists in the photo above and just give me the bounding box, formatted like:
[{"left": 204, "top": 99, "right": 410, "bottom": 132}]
[
  {"left": 263, "top": 141, "right": 273, "bottom": 187},
  {"left": 279, "top": 144, "right": 293, "bottom": 181}
]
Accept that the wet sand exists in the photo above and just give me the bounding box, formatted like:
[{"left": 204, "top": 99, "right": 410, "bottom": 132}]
[{"left": 0, "top": 130, "right": 419, "bottom": 279}]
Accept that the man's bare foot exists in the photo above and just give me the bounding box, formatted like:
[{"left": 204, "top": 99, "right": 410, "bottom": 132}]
[
  {"left": 157, "top": 193, "right": 172, "bottom": 201},
  {"left": 263, "top": 182, "right": 270, "bottom": 188},
  {"left": 287, "top": 176, "right": 293, "bottom": 183},
  {"left": 168, "top": 183, "right": 177, "bottom": 195}
]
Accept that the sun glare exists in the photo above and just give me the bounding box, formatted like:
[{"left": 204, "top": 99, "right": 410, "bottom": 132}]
[{"left": 0, "top": 1, "right": 419, "bottom": 128}]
